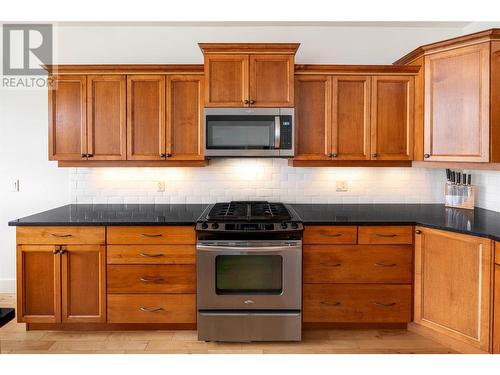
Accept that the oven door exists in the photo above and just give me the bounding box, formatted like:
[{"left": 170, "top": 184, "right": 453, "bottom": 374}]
[
  {"left": 204, "top": 108, "right": 280, "bottom": 157},
  {"left": 196, "top": 240, "right": 302, "bottom": 310}
]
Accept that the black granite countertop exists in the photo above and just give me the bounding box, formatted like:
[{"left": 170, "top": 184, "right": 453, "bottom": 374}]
[
  {"left": 0, "top": 307, "right": 15, "bottom": 328},
  {"left": 8, "top": 203, "right": 500, "bottom": 242}
]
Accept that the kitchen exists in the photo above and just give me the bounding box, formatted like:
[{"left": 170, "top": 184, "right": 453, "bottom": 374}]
[{"left": 1, "top": 15, "right": 500, "bottom": 367}]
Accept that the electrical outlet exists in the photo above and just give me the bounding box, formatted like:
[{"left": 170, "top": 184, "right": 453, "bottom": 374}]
[
  {"left": 12, "top": 179, "right": 20, "bottom": 192},
  {"left": 157, "top": 181, "right": 166, "bottom": 192},
  {"left": 336, "top": 180, "right": 348, "bottom": 192}
]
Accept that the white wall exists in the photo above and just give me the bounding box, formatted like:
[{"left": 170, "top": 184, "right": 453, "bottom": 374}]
[{"left": 1, "top": 22, "right": 499, "bottom": 292}]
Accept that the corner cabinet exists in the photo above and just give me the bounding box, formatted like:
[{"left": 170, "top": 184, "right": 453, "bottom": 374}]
[
  {"left": 200, "top": 43, "right": 298, "bottom": 108},
  {"left": 293, "top": 68, "right": 416, "bottom": 162},
  {"left": 46, "top": 65, "right": 207, "bottom": 167},
  {"left": 414, "top": 226, "right": 492, "bottom": 352}
]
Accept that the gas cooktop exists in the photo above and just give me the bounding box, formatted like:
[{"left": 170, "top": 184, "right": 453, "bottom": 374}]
[{"left": 196, "top": 201, "right": 303, "bottom": 233}]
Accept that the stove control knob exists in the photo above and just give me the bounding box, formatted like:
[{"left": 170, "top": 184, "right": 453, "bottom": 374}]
[
  {"left": 211, "top": 222, "right": 219, "bottom": 229},
  {"left": 281, "top": 222, "right": 288, "bottom": 229},
  {"left": 291, "top": 222, "right": 299, "bottom": 229},
  {"left": 201, "top": 222, "right": 208, "bottom": 229}
]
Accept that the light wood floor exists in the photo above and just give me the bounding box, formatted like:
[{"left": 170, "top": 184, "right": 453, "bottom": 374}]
[{"left": 0, "top": 294, "right": 455, "bottom": 354}]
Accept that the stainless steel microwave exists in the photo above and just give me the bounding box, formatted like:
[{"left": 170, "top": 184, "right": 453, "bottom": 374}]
[{"left": 204, "top": 108, "right": 294, "bottom": 157}]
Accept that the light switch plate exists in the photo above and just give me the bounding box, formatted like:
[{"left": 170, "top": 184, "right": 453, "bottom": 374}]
[
  {"left": 157, "top": 181, "right": 166, "bottom": 192},
  {"left": 336, "top": 180, "right": 348, "bottom": 192}
]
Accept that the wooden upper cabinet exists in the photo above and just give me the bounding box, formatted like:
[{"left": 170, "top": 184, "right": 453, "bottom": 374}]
[
  {"left": 204, "top": 54, "right": 248, "bottom": 107},
  {"left": 61, "top": 245, "right": 106, "bottom": 323},
  {"left": 48, "top": 75, "right": 86, "bottom": 160},
  {"left": 16, "top": 245, "right": 61, "bottom": 323},
  {"left": 127, "top": 75, "right": 166, "bottom": 160},
  {"left": 414, "top": 227, "right": 492, "bottom": 352},
  {"left": 87, "top": 75, "right": 126, "bottom": 160},
  {"left": 424, "top": 42, "right": 490, "bottom": 162},
  {"left": 294, "top": 75, "right": 331, "bottom": 160},
  {"left": 166, "top": 75, "right": 204, "bottom": 160},
  {"left": 200, "top": 43, "right": 299, "bottom": 108},
  {"left": 371, "top": 76, "right": 414, "bottom": 160},
  {"left": 332, "top": 76, "right": 371, "bottom": 160},
  {"left": 249, "top": 54, "right": 294, "bottom": 107}
]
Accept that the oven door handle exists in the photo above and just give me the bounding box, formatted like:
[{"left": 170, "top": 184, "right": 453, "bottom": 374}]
[{"left": 196, "top": 245, "right": 299, "bottom": 253}]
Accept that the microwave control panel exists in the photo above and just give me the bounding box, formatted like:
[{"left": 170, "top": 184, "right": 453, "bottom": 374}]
[{"left": 280, "top": 116, "right": 293, "bottom": 150}]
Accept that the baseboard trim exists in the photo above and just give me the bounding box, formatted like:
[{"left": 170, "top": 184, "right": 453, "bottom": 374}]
[
  {"left": 0, "top": 279, "right": 16, "bottom": 293},
  {"left": 408, "top": 322, "right": 489, "bottom": 354}
]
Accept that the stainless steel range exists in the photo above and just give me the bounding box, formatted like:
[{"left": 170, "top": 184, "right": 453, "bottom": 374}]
[{"left": 196, "top": 201, "right": 303, "bottom": 342}]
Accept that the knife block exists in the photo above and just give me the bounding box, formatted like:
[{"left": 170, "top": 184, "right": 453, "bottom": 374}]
[{"left": 444, "top": 184, "right": 475, "bottom": 210}]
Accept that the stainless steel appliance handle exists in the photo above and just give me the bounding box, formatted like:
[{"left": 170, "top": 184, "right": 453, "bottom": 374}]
[
  {"left": 197, "top": 245, "right": 299, "bottom": 253},
  {"left": 274, "top": 116, "right": 280, "bottom": 149}
]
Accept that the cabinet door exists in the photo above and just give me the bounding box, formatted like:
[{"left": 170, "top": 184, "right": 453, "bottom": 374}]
[
  {"left": 249, "top": 54, "right": 294, "bottom": 107},
  {"left": 414, "top": 227, "right": 492, "bottom": 352},
  {"left": 493, "top": 264, "right": 500, "bottom": 354},
  {"left": 204, "top": 54, "right": 249, "bottom": 107},
  {"left": 371, "top": 76, "right": 414, "bottom": 160},
  {"left": 294, "top": 76, "right": 332, "bottom": 160},
  {"left": 61, "top": 245, "right": 106, "bottom": 323},
  {"left": 48, "top": 75, "right": 87, "bottom": 161},
  {"left": 16, "top": 245, "right": 61, "bottom": 323},
  {"left": 127, "top": 75, "right": 166, "bottom": 160},
  {"left": 424, "top": 43, "right": 490, "bottom": 162},
  {"left": 87, "top": 75, "right": 126, "bottom": 160},
  {"left": 166, "top": 75, "right": 204, "bottom": 160},
  {"left": 331, "top": 76, "right": 371, "bottom": 160}
]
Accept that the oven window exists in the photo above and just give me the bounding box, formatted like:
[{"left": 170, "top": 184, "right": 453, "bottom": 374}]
[
  {"left": 206, "top": 115, "right": 276, "bottom": 149},
  {"left": 215, "top": 255, "right": 283, "bottom": 294}
]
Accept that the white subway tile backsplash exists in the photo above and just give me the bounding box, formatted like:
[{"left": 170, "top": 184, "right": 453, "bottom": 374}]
[{"left": 66, "top": 160, "right": 500, "bottom": 211}]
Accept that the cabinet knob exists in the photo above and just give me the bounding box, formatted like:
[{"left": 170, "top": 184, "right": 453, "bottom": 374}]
[
  {"left": 332, "top": 153, "right": 338, "bottom": 158},
  {"left": 249, "top": 100, "right": 256, "bottom": 104},
  {"left": 372, "top": 153, "right": 377, "bottom": 158},
  {"left": 160, "top": 153, "right": 166, "bottom": 158},
  {"left": 327, "top": 153, "right": 333, "bottom": 157},
  {"left": 243, "top": 100, "right": 249, "bottom": 104},
  {"left": 81, "top": 154, "right": 87, "bottom": 158},
  {"left": 415, "top": 230, "right": 422, "bottom": 234},
  {"left": 87, "top": 154, "right": 93, "bottom": 158},
  {"left": 165, "top": 153, "right": 172, "bottom": 158},
  {"left": 424, "top": 154, "right": 430, "bottom": 158}
]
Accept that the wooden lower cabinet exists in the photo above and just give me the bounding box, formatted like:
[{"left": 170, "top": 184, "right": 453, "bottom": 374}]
[
  {"left": 303, "top": 284, "right": 412, "bottom": 323},
  {"left": 61, "top": 245, "right": 106, "bottom": 323},
  {"left": 16, "top": 245, "right": 61, "bottom": 323},
  {"left": 494, "top": 264, "right": 500, "bottom": 354},
  {"left": 414, "top": 226, "right": 492, "bottom": 352},
  {"left": 107, "top": 294, "right": 196, "bottom": 324},
  {"left": 16, "top": 243, "right": 106, "bottom": 323}
]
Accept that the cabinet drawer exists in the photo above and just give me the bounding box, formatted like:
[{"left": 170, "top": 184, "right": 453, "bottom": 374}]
[
  {"left": 107, "top": 294, "right": 196, "bottom": 323},
  {"left": 107, "top": 226, "right": 195, "bottom": 245},
  {"left": 304, "top": 226, "right": 357, "bottom": 245},
  {"left": 107, "top": 245, "right": 195, "bottom": 265},
  {"left": 303, "top": 245, "right": 412, "bottom": 283},
  {"left": 107, "top": 265, "right": 195, "bottom": 294},
  {"left": 358, "top": 226, "right": 413, "bottom": 245},
  {"left": 16, "top": 226, "right": 105, "bottom": 245},
  {"left": 303, "top": 284, "right": 412, "bottom": 323}
]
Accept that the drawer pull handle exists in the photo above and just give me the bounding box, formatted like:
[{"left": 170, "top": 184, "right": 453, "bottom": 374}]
[
  {"left": 139, "top": 253, "right": 165, "bottom": 258},
  {"left": 140, "top": 276, "right": 165, "bottom": 283},
  {"left": 50, "top": 234, "right": 73, "bottom": 238},
  {"left": 320, "top": 301, "right": 341, "bottom": 307},
  {"left": 140, "top": 307, "right": 164, "bottom": 313},
  {"left": 374, "top": 234, "right": 397, "bottom": 238},
  {"left": 373, "top": 302, "right": 396, "bottom": 307},
  {"left": 320, "top": 262, "right": 341, "bottom": 267},
  {"left": 141, "top": 233, "right": 163, "bottom": 237},
  {"left": 374, "top": 263, "right": 397, "bottom": 267},
  {"left": 320, "top": 233, "right": 342, "bottom": 237}
]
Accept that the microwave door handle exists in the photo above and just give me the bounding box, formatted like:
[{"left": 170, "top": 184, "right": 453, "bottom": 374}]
[
  {"left": 274, "top": 116, "right": 281, "bottom": 149},
  {"left": 196, "top": 245, "right": 298, "bottom": 253}
]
